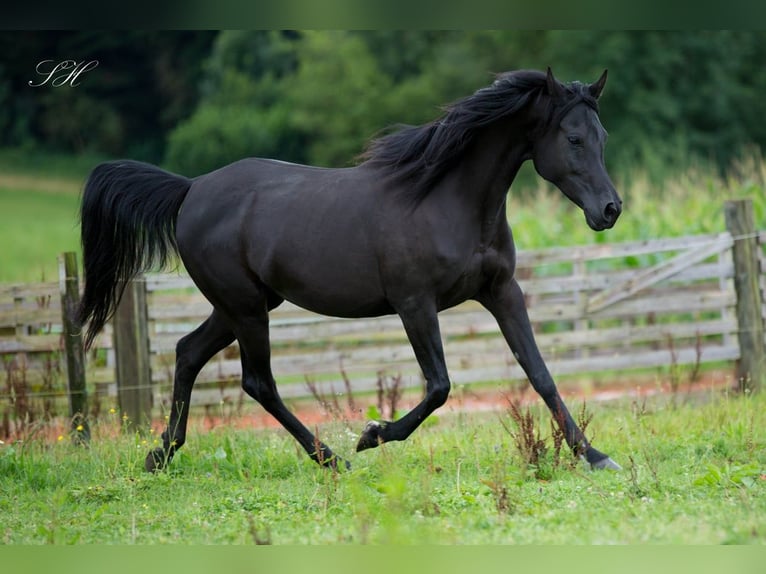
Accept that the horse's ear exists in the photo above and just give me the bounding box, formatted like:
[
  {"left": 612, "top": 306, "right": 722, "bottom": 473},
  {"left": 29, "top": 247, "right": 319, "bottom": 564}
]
[
  {"left": 589, "top": 69, "right": 608, "bottom": 100},
  {"left": 545, "top": 67, "right": 565, "bottom": 99}
]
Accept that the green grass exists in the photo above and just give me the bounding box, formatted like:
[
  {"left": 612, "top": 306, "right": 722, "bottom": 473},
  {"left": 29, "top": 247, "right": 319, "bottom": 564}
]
[
  {"left": 1, "top": 390, "right": 764, "bottom": 544},
  {"left": 0, "top": 148, "right": 107, "bottom": 182},
  {"left": 0, "top": 187, "right": 81, "bottom": 282},
  {"left": 0, "top": 147, "right": 102, "bottom": 282}
]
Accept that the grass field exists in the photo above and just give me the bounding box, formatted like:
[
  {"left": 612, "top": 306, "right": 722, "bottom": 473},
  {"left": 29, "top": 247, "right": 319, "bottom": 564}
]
[{"left": 1, "top": 389, "right": 764, "bottom": 544}]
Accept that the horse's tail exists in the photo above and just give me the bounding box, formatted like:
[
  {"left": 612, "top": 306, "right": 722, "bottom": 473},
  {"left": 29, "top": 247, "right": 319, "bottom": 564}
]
[{"left": 77, "top": 160, "right": 192, "bottom": 350}]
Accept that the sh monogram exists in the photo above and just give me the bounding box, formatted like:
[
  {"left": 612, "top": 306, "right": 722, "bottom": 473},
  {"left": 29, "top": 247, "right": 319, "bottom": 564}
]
[{"left": 29, "top": 60, "right": 99, "bottom": 87}]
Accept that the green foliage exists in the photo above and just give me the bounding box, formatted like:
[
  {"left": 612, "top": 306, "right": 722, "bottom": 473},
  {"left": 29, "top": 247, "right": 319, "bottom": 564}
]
[
  {"left": 286, "top": 31, "right": 394, "bottom": 167},
  {"left": 164, "top": 30, "right": 766, "bottom": 181},
  {"left": 201, "top": 31, "right": 299, "bottom": 92},
  {"left": 6, "top": 31, "right": 766, "bottom": 182},
  {"left": 37, "top": 89, "right": 125, "bottom": 155},
  {"left": 164, "top": 104, "right": 305, "bottom": 176},
  {"left": 695, "top": 462, "right": 762, "bottom": 489},
  {"left": 164, "top": 31, "right": 307, "bottom": 172},
  {"left": 366, "top": 405, "right": 381, "bottom": 421}
]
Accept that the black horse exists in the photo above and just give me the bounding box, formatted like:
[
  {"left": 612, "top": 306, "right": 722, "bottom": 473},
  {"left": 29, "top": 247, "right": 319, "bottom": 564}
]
[{"left": 77, "top": 68, "right": 622, "bottom": 473}]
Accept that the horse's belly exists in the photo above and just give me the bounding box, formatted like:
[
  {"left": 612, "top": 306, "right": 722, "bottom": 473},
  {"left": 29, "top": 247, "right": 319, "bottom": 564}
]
[
  {"left": 282, "top": 290, "right": 395, "bottom": 319},
  {"left": 255, "top": 250, "right": 393, "bottom": 319}
]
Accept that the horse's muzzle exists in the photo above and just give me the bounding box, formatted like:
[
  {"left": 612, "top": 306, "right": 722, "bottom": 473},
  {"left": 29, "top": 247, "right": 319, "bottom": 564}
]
[{"left": 586, "top": 200, "right": 621, "bottom": 231}]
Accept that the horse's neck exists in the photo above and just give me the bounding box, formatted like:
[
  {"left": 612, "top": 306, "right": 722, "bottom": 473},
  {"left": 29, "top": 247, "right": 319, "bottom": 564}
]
[{"left": 443, "top": 118, "right": 531, "bottom": 225}]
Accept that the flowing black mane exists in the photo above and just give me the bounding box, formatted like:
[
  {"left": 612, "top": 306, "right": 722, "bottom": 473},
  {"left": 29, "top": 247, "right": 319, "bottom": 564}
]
[{"left": 361, "top": 69, "right": 599, "bottom": 201}]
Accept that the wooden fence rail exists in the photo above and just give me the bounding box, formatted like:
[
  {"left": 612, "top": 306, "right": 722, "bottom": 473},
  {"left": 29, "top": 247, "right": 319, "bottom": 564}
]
[{"left": 1, "top": 199, "right": 764, "bottom": 432}]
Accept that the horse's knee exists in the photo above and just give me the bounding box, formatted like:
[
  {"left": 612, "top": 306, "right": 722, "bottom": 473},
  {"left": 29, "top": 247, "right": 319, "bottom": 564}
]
[
  {"left": 242, "top": 374, "right": 276, "bottom": 406},
  {"left": 241, "top": 376, "right": 260, "bottom": 401},
  {"left": 428, "top": 382, "right": 450, "bottom": 409}
]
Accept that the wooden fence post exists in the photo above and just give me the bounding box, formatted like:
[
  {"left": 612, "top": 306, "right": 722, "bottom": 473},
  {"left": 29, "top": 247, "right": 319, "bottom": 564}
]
[
  {"left": 58, "top": 252, "right": 89, "bottom": 443},
  {"left": 724, "top": 199, "right": 765, "bottom": 392},
  {"left": 113, "top": 276, "right": 153, "bottom": 428}
]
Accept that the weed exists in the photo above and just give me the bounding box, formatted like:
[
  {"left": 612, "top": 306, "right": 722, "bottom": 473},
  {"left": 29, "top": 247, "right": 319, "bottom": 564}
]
[
  {"left": 641, "top": 447, "right": 662, "bottom": 491},
  {"left": 631, "top": 395, "right": 650, "bottom": 420},
  {"left": 305, "top": 376, "right": 343, "bottom": 421},
  {"left": 311, "top": 425, "right": 341, "bottom": 513},
  {"left": 481, "top": 451, "right": 516, "bottom": 515},
  {"left": 549, "top": 409, "right": 567, "bottom": 464},
  {"left": 664, "top": 331, "right": 703, "bottom": 408},
  {"left": 498, "top": 396, "right": 599, "bottom": 480},
  {"left": 576, "top": 400, "right": 594, "bottom": 442},
  {"left": 480, "top": 477, "right": 512, "bottom": 514},
  {"left": 246, "top": 514, "right": 272, "bottom": 545},
  {"left": 39, "top": 352, "right": 61, "bottom": 422},
  {"left": 499, "top": 399, "right": 548, "bottom": 478},
  {"left": 339, "top": 360, "right": 356, "bottom": 413},
  {"left": 694, "top": 462, "right": 763, "bottom": 489},
  {"left": 3, "top": 355, "right": 32, "bottom": 439},
  {"left": 626, "top": 455, "right": 649, "bottom": 500},
  {"left": 375, "top": 371, "right": 403, "bottom": 420},
  {"left": 304, "top": 361, "right": 360, "bottom": 423}
]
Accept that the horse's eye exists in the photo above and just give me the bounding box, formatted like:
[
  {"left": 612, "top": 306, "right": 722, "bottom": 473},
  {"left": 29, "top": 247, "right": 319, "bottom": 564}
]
[{"left": 567, "top": 135, "right": 582, "bottom": 146}]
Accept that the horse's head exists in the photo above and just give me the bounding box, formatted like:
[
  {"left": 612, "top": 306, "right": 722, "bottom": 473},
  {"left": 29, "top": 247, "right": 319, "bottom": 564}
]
[{"left": 532, "top": 68, "right": 621, "bottom": 231}]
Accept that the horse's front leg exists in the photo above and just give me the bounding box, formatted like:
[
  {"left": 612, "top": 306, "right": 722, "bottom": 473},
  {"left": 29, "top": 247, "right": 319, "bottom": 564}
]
[
  {"left": 477, "top": 277, "right": 621, "bottom": 470},
  {"left": 357, "top": 300, "right": 450, "bottom": 451}
]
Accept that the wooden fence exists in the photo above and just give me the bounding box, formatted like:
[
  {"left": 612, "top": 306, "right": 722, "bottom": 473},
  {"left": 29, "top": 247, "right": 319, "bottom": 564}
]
[{"left": 2, "top": 199, "right": 765, "bottom": 433}]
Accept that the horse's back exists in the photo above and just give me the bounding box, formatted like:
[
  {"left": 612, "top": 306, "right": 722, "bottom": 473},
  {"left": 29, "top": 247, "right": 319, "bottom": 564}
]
[{"left": 176, "top": 157, "right": 393, "bottom": 318}]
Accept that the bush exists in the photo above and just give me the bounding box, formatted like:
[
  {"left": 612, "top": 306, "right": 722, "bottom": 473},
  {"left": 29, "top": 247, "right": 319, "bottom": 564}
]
[{"left": 163, "top": 104, "right": 306, "bottom": 176}]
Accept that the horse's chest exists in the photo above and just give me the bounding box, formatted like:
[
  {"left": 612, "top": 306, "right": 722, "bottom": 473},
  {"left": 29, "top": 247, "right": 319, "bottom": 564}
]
[{"left": 433, "top": 251, "right": 489, "bottom": 309}]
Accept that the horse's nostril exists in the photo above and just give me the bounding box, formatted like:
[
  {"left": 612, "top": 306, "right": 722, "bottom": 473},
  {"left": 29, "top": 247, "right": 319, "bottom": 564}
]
[{"left": 604, "top": 201, "right": 620, "bottom": 221}]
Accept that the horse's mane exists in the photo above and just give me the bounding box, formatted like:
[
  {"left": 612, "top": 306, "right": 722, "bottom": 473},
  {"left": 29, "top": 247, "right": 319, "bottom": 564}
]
[{"left": 360, "top": 69, "right": 599, "bottom": 203}]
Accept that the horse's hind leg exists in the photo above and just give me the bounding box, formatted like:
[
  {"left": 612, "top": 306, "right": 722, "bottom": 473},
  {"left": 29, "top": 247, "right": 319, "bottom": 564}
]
[
  {"left": 477, "top": 277, "right": 621, "bottom": 470},
  {"left": 145, "top": 309, "right": 235, "bottom": 472},
  {"left": 233, "top": 299, "right": 350, "bottom": 470}
]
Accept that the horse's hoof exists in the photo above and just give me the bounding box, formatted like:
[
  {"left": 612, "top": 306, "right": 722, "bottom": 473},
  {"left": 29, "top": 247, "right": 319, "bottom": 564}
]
[
  {"left": 591, "top": 456, "right": 622, "bottom": 471},
  {"left": 144, "top": 448, "right": 168, "bottom": 473},
  {"left": 356, "top": 420, "right": 387, "bottom": 452},
  {"left": 325, "top": 456, "right": 352, "bottom": 471},
  {"left": 315, "top": 450, "right": 352, "bottom": 471}
]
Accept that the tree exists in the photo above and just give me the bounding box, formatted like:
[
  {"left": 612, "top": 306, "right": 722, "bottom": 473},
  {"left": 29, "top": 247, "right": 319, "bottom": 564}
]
[
  {"left": 286, "top": 31, "right": 394, "bottom": 167},
  {"left": 163, "top": 31, "right": 308, "bottom": 174}
]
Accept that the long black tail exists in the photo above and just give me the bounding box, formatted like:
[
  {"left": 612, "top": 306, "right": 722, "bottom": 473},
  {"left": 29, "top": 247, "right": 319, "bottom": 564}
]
[{"left": 77, "top": 160, "right": 192, "bottom": 349}]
